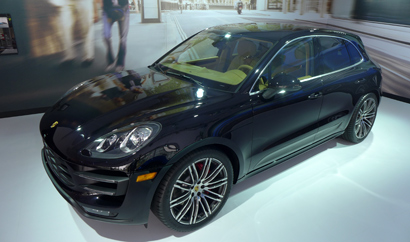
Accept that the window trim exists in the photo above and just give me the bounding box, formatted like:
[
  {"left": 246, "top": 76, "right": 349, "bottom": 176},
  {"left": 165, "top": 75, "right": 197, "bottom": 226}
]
[{"left": 249, "top": 35, "right": 364, "bottom": 96}]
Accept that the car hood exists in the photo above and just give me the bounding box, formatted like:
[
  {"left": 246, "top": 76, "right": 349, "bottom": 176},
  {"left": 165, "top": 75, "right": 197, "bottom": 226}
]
[{"left": 40, "top": 67, "right": 207, "bottom": 157}]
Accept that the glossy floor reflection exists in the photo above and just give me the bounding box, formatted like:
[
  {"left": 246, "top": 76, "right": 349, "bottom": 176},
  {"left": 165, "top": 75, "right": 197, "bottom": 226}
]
[{"left": 1, "top": 97, "right": 410, "bottom": 242}]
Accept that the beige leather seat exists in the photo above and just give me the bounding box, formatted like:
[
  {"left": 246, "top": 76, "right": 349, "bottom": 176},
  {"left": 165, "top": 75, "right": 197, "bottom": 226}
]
[{"left": 228, "top": 40, "right": 258, "bottom": 71}]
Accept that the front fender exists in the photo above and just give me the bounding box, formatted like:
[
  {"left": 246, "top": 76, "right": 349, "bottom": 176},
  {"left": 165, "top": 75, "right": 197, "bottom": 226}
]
[{"left": 166, "top": 136, "right": 249, "bottom": 184}]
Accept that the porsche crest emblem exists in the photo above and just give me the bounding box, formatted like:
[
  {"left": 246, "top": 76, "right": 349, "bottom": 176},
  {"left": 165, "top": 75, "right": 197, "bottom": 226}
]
[{"left": 50, "top": 121, "right": 59, "bottom": 128}]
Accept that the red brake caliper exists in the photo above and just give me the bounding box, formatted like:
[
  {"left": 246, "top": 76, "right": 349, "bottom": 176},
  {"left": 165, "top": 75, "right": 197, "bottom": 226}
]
[{"left": 195, "top": 162, "right": 210, "bottom": 195}]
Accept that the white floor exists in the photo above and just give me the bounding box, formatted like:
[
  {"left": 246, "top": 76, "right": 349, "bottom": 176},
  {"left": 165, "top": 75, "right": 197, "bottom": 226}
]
[{"left": 1, "top": 97, "right": 410, "bottom": 242}]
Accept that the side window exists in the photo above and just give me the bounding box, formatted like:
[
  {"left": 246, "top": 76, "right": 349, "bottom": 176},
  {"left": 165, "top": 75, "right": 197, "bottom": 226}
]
[
  {"left": 273, "top": 38, "right": 314, "bottom": 80},
  {"left": 254, "top": 37, "right": 314, "bottom": 92},
  {"left": 316, "top": 37, "right": 362, "bottom": 75},
  {"left": 345, "top": 41, "right": 362, "bottom": 64}
]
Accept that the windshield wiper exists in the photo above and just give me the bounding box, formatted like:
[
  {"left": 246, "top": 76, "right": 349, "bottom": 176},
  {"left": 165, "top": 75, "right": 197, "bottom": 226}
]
[{"left": 167, "top": 71, "right": 204, "bottom": 87}]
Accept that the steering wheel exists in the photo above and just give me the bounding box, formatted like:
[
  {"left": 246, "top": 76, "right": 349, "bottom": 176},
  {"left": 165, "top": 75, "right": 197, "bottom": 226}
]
[{"left": 238, "top": 65, "right": 253, "bottom": 74}]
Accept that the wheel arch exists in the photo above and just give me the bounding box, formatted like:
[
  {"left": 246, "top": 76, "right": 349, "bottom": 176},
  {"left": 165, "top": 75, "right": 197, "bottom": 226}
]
[
  {"left": 371, "top": 70, "right": 382, "bottom": 105},
  {"left": 201, "top": 144, "right": 241, "bottom": 184},
  {"left": 352, "top": 69, "right": 382, "bottom": 108},
  {"left": 371, "top": 89, "right": 381, "bottom": 105},
  {"left": 166, "top": 138, "right": 246, "bottom": 184}
]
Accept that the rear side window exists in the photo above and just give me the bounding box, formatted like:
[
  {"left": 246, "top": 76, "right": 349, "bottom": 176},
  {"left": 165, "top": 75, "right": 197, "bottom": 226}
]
[
  {"left": 345, "top": 41, "right": 362, "bottom": 64},
  {"left": 316, "top": 37, "right": 362, "bottom": 75}
]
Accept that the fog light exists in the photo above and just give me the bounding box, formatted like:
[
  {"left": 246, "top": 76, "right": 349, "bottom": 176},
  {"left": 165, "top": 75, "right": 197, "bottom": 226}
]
[{"left": 82, "top": 206, "right": 118, "bottom": 217}]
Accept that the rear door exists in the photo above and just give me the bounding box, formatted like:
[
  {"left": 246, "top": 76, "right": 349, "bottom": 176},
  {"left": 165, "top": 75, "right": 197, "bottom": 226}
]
[{"left": 313, "top": 36, "right": 368, "bottom": 141}]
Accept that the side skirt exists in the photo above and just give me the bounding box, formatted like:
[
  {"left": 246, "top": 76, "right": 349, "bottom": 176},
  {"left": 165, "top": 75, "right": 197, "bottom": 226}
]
[{"left": 239, "top": 130, "right": 345, "bottom": 182}]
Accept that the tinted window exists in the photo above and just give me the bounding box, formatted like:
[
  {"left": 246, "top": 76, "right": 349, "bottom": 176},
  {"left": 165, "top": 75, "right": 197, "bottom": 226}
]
[
  {"left": 316, "top": 37, "right": 362, "bottom": 75},
  {"left": 346, "top": 41, "right": 362, "bottom": 64},
  {"left": 274, "top": 37, "right": 315, "bottom": 80},
  {"left": 254, "top": 37, "right": 314, "bottom": 92}
]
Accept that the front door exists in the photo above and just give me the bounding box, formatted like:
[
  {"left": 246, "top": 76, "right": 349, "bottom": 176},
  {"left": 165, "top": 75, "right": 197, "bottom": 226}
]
[{"left": 249, "top": 37, "right": 323, "bottom": 172}]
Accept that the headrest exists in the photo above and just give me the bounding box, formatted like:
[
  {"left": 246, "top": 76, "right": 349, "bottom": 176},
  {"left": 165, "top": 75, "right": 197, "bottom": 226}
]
[{"left": 237, "top": 40, "right": 257, "bottom": 57}]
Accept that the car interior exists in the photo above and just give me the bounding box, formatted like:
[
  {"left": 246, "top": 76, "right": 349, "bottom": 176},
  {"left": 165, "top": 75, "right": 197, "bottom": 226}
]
[{"left": 160, "top": 36, "right": 274, "bottom": 86}]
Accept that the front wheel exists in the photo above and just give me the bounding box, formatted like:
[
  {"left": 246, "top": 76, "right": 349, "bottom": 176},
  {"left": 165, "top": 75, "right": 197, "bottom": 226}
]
[
  {"left": 342, "top": 93, "right": 378, "bottom": 143},
  {"left": 152, "top": 149, "right": 233, "bottom": 232}
]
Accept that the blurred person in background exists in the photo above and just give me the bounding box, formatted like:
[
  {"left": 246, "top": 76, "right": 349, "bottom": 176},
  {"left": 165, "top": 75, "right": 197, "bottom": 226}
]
[
  {"left": 48, "top": 0, "right": 96, "bottom": 67},
  {"left": 97, "top": 0, "right": 130, "bottom": 72}
]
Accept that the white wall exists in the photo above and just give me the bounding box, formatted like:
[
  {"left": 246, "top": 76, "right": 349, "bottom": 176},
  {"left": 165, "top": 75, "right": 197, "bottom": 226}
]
[
  {"left": 331, "top": 0, "right": 355, "bottom": 18},
  {"left": 256, "top": 0, "right": 266, "bottom": 10}
]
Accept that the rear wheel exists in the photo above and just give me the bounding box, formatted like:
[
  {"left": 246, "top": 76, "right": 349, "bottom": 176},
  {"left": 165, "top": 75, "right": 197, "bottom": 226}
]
[
  {"left": 152, "top": 149, "right": 233, "bottom": 232},
  {"left": 342, "top": 93, "right": 378, "bottom": 143}
]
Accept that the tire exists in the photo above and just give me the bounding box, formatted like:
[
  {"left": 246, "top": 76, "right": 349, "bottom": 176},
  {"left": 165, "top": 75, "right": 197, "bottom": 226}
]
[
  {"left": 342, "top": 93, "right": 378, "bottom": 143},
  {"left": 152, "top": 149, "right": 233, "bottom": 232}
]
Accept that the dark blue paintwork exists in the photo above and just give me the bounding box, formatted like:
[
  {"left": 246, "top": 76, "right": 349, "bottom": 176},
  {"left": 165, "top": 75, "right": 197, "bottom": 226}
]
[{"left": 40, "top": 23, "right": 382, "bottom": 226}]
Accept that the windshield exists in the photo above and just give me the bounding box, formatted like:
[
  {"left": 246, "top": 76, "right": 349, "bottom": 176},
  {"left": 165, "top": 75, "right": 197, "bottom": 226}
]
[{"left": 156, "top": 31, "right": 275, "bottom": 92}]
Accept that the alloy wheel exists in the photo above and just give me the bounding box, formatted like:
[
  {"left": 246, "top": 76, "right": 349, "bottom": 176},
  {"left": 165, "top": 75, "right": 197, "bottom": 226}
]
[
  {"left": 354, "top": 97, "right": 377, "bottom": 139},
  {"left": 169, "top": 157, "right": 228, "bottom": 225}
]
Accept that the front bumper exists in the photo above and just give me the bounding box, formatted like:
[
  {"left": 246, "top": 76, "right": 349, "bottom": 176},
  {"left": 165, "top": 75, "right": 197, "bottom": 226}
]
[{"left": 41, "top": 146, "right": 169, "bottom": 225}]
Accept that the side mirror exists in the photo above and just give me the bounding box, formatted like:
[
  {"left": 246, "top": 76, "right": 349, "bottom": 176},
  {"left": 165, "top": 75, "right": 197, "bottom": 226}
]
[{"left": 262, "top": 73, "right": 301, "bottom": 100}]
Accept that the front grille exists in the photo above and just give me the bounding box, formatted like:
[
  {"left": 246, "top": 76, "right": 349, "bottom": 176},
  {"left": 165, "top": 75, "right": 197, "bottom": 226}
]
[
  {"left": 44, "top": 148, "right": 75, "bottom": 187},
  {"left": 43, "top": 143, "right": 129, "bottom": 198}
]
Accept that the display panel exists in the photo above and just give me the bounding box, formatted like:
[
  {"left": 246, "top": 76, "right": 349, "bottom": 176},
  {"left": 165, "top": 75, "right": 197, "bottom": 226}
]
[{"left": 0, "top": 13, "right": 18, "bottom": 55}]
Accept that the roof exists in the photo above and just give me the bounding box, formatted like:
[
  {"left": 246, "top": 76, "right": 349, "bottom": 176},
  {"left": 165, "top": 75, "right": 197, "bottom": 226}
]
[{"left": 204, "top": 23, "right": 358, "bottom": 43}]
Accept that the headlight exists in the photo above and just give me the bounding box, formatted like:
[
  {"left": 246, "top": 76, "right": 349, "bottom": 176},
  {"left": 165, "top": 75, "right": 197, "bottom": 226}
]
[{"left": 83, "top": 122, "right": 161, "bottom": 159}]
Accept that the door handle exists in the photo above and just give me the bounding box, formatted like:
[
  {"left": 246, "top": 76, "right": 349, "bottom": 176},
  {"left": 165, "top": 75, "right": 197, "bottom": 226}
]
[{"left": 308, "top": 92, "right": 322, "bottom": 99}]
